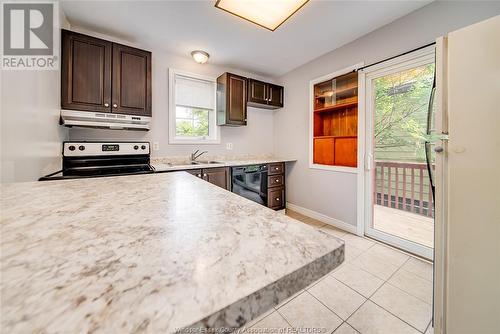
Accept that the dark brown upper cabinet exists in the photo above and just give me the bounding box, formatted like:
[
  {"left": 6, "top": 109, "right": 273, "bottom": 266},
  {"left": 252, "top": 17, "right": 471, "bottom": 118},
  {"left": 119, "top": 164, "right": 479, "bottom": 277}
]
[
  {"left": 268, "top": 83, "right": 284, "bottom": 107},
  {"left": 217, "top": 72, "right": 247, "bottom": 126},
  {"left": 247, "top": 79, "right": 268, "bottom": 105},
  {"left": 61, "top": 29, "right": 152, "bottom": 117},
  {"left": 112, "top": 43, "right": 151, "bottom": 116},
  {"left": 61, "top": 30, "right": 112, "bottom": 112},
  {"left": 247, "top": 79, "right": 284, "bottom": 109}
]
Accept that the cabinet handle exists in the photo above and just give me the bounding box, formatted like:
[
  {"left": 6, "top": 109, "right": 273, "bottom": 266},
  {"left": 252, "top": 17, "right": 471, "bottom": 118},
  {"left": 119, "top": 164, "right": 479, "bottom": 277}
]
[
  {"left": 113, "top": 103, "right": 118, "bottom": 108},
  {"left": 275, "top": 179, "right": 279, "bottom": 182},
  {"left": 203, "top": 174, "right": 207, "bottom": 177},
  {"left": 275, "top": 167, "right": 279, "bottom": 170},
  {"left": 197, "top": 174, "right": 201, "bottom": 177},
  {"left": 276, "top": 198, "right": 280, "bottom": 201},
  {"left": 104, "top": 103, "right": 109, "bottom": 107}
]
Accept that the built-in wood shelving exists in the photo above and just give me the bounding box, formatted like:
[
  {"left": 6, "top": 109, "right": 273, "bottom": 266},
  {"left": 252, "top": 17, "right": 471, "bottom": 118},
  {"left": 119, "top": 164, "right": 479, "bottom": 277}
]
[
  {"left": 314, "top": 135, "right": 357, "bottom": 139},
  {"left": 312, "top": 71, "right": 358, "bottom": 167},
  {"left": 314, "top": 101, "right": 358, "bottom": 113}
]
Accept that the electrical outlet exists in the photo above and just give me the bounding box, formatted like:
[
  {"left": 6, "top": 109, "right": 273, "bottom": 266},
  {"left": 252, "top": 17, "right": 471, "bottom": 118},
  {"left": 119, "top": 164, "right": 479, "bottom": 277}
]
[
  {"left": 226, "top": 142, "right": 233, "bottom": 150},
  {"left": 153, "top": 142, "right": 160, "bottom": 151}
]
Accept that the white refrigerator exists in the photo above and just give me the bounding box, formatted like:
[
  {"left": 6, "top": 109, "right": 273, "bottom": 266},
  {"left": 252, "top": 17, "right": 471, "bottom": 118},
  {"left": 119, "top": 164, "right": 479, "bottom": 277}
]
[{"left": 432, "top": 15, "right": 500, "bottom": 334}]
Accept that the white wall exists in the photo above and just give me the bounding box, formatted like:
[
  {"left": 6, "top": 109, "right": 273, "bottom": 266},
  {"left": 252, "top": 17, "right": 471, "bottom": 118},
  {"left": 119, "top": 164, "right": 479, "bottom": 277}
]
[
  {"left": 66, "top": 27, "right": 278, "bottom": 158},
  {"left": 0, "top": 8, "right": 70, "bottom": 183},
  {"left": 275, "top": 1, "right": 500, "bottom": 226}
]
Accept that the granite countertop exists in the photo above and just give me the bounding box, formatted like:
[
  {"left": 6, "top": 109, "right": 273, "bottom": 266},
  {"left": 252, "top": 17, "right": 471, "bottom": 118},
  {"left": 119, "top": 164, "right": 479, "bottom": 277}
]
[
  {"left": 1, "top": 172, "right": 343, "bottom": 333},
  {"left": 151, "top": 157, "right": 297, "bottom": 172}
]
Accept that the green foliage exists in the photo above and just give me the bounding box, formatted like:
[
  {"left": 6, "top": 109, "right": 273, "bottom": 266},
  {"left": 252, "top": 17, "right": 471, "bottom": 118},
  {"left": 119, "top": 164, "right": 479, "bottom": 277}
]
[
  {"left": 374, "top": 63, "right": 434, "bottom": 162},
  {"left": 176, "top": 107, "right": 210, "bottom": 137}
]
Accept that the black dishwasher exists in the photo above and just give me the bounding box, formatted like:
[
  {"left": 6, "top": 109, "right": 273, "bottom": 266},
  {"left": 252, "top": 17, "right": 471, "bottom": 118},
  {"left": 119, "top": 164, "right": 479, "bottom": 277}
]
[{"left": 231, "top": 165, "right": 268, "bottom": 206}]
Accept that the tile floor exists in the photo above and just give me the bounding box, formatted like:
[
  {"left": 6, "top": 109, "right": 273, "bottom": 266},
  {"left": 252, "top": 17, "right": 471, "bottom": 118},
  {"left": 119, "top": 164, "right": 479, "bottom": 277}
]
[{"left": 244, "top": 210, "right": 434, "bottom": 334}]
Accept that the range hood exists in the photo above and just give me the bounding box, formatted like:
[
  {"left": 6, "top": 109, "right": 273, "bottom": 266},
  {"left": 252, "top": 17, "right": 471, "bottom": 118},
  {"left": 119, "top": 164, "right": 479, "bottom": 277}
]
[{"left": 61, "top": 110, "right": 151, "bottom": 131}]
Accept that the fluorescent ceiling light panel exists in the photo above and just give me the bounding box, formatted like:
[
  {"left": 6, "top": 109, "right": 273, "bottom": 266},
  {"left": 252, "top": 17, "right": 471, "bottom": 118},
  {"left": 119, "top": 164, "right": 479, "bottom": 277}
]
[{"left": 215, "top": 0, "right": 309, "bottom": 31}]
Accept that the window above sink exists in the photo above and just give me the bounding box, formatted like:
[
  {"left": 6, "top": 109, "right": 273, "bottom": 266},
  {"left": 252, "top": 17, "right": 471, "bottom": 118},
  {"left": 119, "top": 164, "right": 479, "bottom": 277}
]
[{"left": 168, "top": 69, "right": 220, "bottom": 144}]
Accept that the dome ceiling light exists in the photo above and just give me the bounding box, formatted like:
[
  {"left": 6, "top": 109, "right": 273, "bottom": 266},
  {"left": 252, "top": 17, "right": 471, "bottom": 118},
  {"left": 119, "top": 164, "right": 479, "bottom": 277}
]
[{"left": 191, "top": 50, "right": 210, "bottom": 64}]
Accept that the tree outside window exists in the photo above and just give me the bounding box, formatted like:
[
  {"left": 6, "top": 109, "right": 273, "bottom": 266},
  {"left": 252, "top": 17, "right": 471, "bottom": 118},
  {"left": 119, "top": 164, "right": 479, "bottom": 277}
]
[
  {"left": 373, "top": 63, "right": 435, "bottom": 162},
  {"left": 175, "top": 106, "right": 210, "bottom": 137}
]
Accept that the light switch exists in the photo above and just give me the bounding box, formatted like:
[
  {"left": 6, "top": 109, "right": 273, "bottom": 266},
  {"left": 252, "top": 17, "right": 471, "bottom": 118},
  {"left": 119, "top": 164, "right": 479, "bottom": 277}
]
[{"left": 226, "top": 142, "right": 233, "bottom": 150}]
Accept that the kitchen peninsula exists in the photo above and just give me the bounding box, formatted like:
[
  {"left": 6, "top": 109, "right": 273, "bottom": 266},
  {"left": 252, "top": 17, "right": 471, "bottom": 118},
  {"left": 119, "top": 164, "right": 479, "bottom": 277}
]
[{"left": 1, "top": 172, "right": 344, "bottom": 333}]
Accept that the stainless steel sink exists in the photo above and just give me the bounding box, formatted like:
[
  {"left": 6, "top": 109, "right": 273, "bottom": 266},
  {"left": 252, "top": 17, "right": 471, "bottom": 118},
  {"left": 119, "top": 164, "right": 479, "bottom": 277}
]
[
  {"left": 195, "top": 161, "right": 222, "bottom": 164},
  {"left": 166, "top": 161, "right": 222, "bottom": 167},
  {"left": 166, "top": 161, "right": 200, "bottom": 167}
]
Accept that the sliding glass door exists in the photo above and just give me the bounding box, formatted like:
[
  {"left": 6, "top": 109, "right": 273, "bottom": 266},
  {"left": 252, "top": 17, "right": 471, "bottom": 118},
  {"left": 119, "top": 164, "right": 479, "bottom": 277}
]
[{"left": 363, "top": 49, "right": 435, "bottom": 259}]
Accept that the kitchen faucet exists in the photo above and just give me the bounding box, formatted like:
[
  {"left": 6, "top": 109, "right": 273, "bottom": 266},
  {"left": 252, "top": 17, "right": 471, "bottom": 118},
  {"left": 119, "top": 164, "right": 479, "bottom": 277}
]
[{"left": 190, "top": 149, "right": 208, "bottom": 162}]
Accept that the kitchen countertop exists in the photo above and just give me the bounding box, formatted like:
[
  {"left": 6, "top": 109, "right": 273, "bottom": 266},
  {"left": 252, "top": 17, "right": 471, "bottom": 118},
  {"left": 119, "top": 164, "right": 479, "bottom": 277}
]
[
  {"left": 1, "top": 172, "right": 343, "bottom": 333},
  {"left": 151, "top": 157, "right": 297, "bottom": 172}
]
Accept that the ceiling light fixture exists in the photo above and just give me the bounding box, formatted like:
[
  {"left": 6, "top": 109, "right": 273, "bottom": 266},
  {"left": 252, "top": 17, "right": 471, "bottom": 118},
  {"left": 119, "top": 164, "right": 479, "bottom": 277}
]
[
  {"left": 191, "top": 50, "right": 210, "bottom": 64},
  {"left": 215, "top": 0, "right": 309, "bottom": 31}
]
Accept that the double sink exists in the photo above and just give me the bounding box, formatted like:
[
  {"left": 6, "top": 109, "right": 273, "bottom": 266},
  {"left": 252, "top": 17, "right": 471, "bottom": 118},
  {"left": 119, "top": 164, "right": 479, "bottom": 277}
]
[{"left": 166, "top": 160, "right": 223, "bottom": 167}]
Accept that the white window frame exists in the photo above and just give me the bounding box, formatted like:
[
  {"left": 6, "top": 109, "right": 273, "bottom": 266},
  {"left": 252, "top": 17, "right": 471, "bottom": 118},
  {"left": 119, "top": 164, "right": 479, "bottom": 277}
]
[
  {"left": 308, "top": 62, "right": 364, "bottom": 174},
  {"left": 168, "top": 68, "right": 220, "bottom": 144}
]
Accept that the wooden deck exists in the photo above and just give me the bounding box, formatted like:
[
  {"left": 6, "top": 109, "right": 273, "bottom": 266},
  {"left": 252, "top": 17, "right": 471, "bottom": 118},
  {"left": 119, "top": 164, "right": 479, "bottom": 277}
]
[{"left": 373, "top": 204, "right": 434, "bottom": 248}]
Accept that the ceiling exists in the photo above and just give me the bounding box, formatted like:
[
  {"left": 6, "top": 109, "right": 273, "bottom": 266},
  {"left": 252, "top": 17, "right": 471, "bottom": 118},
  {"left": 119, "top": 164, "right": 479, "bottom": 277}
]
[{"left": 61, "top": 0, "right": 432, "bottom": 77}]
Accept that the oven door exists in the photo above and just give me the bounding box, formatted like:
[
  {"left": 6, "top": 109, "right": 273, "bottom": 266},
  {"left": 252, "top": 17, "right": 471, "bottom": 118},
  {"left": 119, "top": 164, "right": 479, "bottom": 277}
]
[{"left": 231, "top": 165, "right": 268, "bottom": 206}]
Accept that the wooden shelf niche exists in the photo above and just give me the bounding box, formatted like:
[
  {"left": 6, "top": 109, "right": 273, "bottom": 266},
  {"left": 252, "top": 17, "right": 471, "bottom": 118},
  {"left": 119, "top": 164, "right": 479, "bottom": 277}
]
[{"left": 313, "top": 71, "right": 358, "bottom": 167}]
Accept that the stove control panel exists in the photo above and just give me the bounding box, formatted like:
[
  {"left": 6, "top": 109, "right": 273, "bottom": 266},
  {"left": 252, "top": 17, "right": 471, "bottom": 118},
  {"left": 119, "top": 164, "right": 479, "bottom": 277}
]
[{"left": 63, "top": 142, "right": 150, "bottom": 156}]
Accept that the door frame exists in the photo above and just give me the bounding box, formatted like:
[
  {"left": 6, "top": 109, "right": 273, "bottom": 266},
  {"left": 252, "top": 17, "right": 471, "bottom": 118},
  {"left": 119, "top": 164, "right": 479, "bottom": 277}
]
[{"left": 357, "top": 46, "right": 436, "bottom": 260}]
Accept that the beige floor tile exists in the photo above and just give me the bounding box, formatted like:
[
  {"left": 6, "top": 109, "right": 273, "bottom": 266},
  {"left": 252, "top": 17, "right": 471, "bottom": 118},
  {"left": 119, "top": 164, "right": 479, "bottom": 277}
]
[
  {"left": 342, "top": 233, "right": 375, "bottom": 251},
  {"left": 402, "top": 257, "right": 434, "bottom": 282},
  {"left": 305, "top": 271, "right": 332, "bottom": 290},
  {"left": 368, "top": 243, "right": 410, "bottom": 267},
  {"left": 249, "top": 311, "right": 294, "bottom": 332},
  {"left": 388, "top": 269, "right": 433, "bottom": 304},
  {"left": 350, "top": 252, "right": 400, "bottom": 280},
  {"left": 332, "top": 264, "right": 384, "bottom": 298},
  {"left": 278, "top": 291, "right": 343, "bottom": 333},
  {"left": 425, "top": 323, "right": 434, "bottom": 334},
  {"left": 319, "top": 225, "right": 348, "bottom": 238},
  {"left": 276, "top": 289, "right": 305, "bottom": 308},
  {"left": 329, "top": 260, "right": 348, "bottom": 273},
  {"left": 333, "top": 322, "right": 359, "bottom": 334},
  {"left": 347, "top": 301, "right": 420, "bottom": 334},
  {"left": 308, "top": 275, "right": 366, "bottom": 320},
  {"left": 344, "top": 244, "right": 364, "bottom": 262},
  {"left": 241, "top": 307, "right": 275, "bottom": 330},
  {"left": 371, "top": 283, "right": 431, "bottom": 332}
]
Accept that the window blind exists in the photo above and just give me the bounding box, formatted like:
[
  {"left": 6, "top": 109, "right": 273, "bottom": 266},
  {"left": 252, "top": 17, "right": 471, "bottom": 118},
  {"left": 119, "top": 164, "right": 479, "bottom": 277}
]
[{"left": 175, "top": 74, "right": 215, "bottom": 110}]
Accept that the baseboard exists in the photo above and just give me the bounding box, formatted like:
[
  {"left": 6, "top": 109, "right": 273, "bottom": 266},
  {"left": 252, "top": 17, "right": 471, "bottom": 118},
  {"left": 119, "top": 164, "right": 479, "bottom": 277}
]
[{"left": 286, "top": 202, "right": 357, "bottom": 234}]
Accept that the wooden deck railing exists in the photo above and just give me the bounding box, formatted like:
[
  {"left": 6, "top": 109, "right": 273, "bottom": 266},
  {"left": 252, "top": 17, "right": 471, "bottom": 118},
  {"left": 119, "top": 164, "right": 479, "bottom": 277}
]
[{"left": 375, "top": 161, "right": 434, "bottom": 218}]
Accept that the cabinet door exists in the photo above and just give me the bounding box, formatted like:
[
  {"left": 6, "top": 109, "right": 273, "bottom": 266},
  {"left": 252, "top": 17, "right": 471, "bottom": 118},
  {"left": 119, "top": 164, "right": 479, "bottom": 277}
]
[
  {"left": 268, "top": 186, "right": 285, "bottom": 210},
  {"left": 334, "top": 137, "right": 357, "bottom": 167},
  {"left": 227, "top": 74, "right": 247, "bottom": 124},
  {"left": 268, "top": 84, "right": 284, "bottom": 108},
  {"left": 248, "top": 79, "right": 268, "bottom": 105},
  {"left": 202, "top": 168, "right": 229, "bottom": 190},
  {"left": 112, "top": 43, "right": 152, "bottom": 116},
  {"left": 61, "top": 30, "right": 112, "bottom": 112},
  {"left": 313, "top": 137, "right": 335, "bottom": 165}
]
